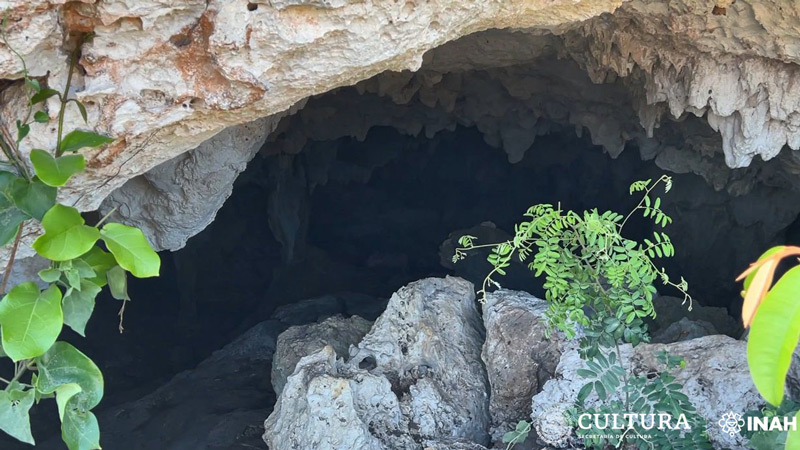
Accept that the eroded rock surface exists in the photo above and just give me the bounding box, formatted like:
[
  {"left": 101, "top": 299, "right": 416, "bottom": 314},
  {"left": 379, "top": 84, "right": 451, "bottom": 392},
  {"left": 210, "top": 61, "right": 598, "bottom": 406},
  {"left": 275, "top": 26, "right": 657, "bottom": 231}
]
[
  {"left": 271, "top": 314, "right": 373, "bottom": 396},
  {"left": 531, "top": 335, "right": 763, "bottom": 450},
  {"left": 481, "top": 289, "right": 568, "bottom": 446},
  {"left": 264, "top": 276, "right": 491, "bottom": 449}
]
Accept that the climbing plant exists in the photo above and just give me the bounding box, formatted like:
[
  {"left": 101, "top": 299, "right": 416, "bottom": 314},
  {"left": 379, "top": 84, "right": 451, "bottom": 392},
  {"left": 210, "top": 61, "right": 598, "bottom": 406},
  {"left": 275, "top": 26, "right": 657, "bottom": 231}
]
[
  {"left": 455, "top": 175, "right": 711, "bottom": 448},
  {"left": 0, "top": 21, "right": 160, "bottom": 449}
]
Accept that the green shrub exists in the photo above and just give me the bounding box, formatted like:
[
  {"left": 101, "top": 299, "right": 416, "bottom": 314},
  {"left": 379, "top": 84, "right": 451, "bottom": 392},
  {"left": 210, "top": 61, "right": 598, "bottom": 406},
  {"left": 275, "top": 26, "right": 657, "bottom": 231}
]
[{"left": 456, "top": 176, "right": 711, "bottom": 449}]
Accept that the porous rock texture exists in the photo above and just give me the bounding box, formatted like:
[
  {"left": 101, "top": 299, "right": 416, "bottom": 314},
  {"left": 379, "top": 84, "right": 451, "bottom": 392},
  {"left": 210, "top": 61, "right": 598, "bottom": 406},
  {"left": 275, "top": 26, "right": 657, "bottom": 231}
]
[
  {"left": 264, "top": 276, "right": 491, "bottom": 449},
  {"left": 270, "top": 314, "right": 373, "bottom": 396},
  {"left": 531, "top": 335, "right": 764, "bottom": 450},
  {"left": 4, "top": 1, "right": 800, "bottom": 264},
  {"left": 480, "top": 289, "right": 568, "bottom": 447}
]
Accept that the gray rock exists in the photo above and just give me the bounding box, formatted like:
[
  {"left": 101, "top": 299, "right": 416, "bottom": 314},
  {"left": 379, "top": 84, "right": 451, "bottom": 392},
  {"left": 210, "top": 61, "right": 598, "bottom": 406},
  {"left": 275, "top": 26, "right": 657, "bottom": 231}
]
[
  {"left": 651, "top": 296, "right": 741, "bottom": 338},
  {"left": 264, "top": 346, "right": 403, "bottom": 450},
  {"left": 349, "top": 276, "right": 490, "bottom": 446},
  {"left": 271, "top": 314, "right": 373, "bottom": 396},
  {"left": 481, "top": 289, "right": 568, "bottom": 446},
  {"left": 100, "top": 117, "right": 274, "bottom": 251},
  {"left": 264, "top": 277, "right": 491, "bottom": 449},
  {"left": 531, "top": 335, "right": 763, "bottom": 450},
  {"left": 650, "top": 317, "right": 718, "bottom": 343}
]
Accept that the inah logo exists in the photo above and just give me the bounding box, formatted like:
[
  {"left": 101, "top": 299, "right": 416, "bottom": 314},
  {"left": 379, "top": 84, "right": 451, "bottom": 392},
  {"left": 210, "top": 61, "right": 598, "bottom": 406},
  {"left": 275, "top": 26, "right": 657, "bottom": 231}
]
[
  {"left": 717, "top": 412, "right": 745, "bottom": 436},
  {"left": 717, "top": 411, "right": 797, "bottom": 436}
]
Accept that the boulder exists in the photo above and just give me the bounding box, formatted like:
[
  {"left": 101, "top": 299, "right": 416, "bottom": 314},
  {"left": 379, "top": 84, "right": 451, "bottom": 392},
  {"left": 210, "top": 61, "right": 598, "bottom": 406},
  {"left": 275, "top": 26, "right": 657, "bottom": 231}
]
[
  {"left": 481, "top": 289, "right": 568, "bottom": 445},
  {"left": 271, "top": 314, "right": 373, "bottom": 396},
  {"left": 531, "top": 335, "right": 763, "bottom": 450},
  {"left": 264, "top": 276, "right": 491, "bottom": 449}
]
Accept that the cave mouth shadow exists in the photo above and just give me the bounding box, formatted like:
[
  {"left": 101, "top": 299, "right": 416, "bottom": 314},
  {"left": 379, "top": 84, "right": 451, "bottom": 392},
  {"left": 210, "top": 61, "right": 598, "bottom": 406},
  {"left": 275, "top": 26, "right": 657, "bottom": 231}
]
[
  {"left": 10, "top": 121, "right": 790, "bottom": 449},
  {"left": 113, "top": 122, "right": 765, "bottom": 377}
]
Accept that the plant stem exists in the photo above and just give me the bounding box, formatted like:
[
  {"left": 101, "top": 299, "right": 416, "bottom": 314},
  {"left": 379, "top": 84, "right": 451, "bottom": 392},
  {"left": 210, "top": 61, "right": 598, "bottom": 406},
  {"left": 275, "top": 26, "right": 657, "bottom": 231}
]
[
  {"left": 0, "top": 224, "right": 24, "bottom": 295},
  {"left": 95, "top": 206, "right": 117, "bottom": 228},
  {"left": 5, "top": 360, "right": 35, "bottom": 391},
  {"left": 55, "top": 46, "right": 80, "bottom": 157}
]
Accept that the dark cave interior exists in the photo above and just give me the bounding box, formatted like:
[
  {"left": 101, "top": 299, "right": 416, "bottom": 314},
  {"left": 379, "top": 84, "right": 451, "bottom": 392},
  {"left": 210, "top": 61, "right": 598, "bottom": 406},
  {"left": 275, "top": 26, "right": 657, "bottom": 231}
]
[{"left": 7, "top": 120, "right": 799, "bottom": 448}]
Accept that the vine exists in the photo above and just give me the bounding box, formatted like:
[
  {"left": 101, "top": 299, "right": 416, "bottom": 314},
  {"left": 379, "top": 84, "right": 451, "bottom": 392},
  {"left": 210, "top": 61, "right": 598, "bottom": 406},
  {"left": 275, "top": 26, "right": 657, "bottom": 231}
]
[{"left": 0, "top": 18, "right": 160, "bottom": 449}]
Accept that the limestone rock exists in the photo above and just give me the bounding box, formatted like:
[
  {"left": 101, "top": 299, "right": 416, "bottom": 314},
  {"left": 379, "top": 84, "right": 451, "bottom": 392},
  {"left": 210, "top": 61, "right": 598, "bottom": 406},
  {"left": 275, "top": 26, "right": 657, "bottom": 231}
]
[
  {"left": 264, "top": 346, "right": 402, "bottom": 450},
  {"left": 531, "top": 335, "right": 763, "bottom": 449},
  {"left": 271, "top": 314, "right": 373, "bottom": 396},
  {"left": 264, "top": 277, "right": 491, "bottom": 449},
  {"left": 348, "top": 276, "right": 490, "bottom": 446},
  {"left": 99, "top": 117, "right": 275, "bottom": 250},
  {"left": 480, "top": 289, "right": 568, "bottom": 446}
]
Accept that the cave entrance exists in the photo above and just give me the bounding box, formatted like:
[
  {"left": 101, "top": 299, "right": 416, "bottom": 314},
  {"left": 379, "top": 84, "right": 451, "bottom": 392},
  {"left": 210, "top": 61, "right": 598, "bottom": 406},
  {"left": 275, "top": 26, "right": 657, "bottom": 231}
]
[{"left": 13, "top": 37, "right": 800, "bottom": 449}]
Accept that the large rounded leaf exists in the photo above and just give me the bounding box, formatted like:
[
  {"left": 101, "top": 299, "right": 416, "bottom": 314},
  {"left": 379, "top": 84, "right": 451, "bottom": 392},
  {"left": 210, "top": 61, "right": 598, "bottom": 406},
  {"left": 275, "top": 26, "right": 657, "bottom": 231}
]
[
  {"left": 10, "top": 177, "right": 57, "bottom": 221},
  {"left": 0, "top": 283, "right": 63, "bottom": 361},
  {"left": 33, "top": 204, "right": 99, "bottom": 261},
  {"left": 30, "top": 149, "right": 85, "bottom": 187},
  {"left": 79, "top": 247, "right": 116, "bottom": 288},
  {"left": 36, "top": 342, "right": 104, "bottom": 410},
  {"left": 62, "top": 280, "right": 101, "bottom": 337},
  {"left": 0, "top": 388, "right": 35, "bottom": 445},
  {"left": 747, "top": 265, "right": 800, "bottom": 406},
  {"left": 100, "top": 223, "right": 160, "bottom": 278},
  {"left": 62, "top": 406, "right": 100, "bottom": 450}
]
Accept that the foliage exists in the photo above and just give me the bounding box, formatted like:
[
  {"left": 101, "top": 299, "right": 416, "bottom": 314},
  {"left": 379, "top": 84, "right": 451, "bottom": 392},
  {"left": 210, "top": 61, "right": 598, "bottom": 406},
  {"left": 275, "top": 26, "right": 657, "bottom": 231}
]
[
  {"left": 738, "top": 246, "right": 800, "bottom": 449},
  {"left": 0, "top": 20, "right": 160, "bottom": 449},
  {"left": 455, "top": 176, "right": 710, "bottom": 448},
  {"left": 741, "top": 400, "right": 800, "bottom": 450}
]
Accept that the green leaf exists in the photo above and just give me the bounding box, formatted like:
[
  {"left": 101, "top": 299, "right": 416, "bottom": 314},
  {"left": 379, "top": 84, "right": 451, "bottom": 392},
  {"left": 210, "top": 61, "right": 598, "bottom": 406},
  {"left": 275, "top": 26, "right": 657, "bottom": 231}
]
[
  {"left": 577, "top": 382, "right": 594, "bottom": 404},
  {"left": 62, "top": 404, "right": 100, "bottom": 450},
  {"left": 62, "top": 280, "right": 101, "bottom": 336},
  {"left": 35, "top": 341, "right": 104, "bottom": 410},
  {"left": 747, "top": 265, "right": 800, "bottom": 406},
  {"left": 25, "top": 78, "right": 41, "bottom": 93},
  {"left": 0, "top": 283, "right": 62, "bottom": 361},
  {"left": 0, "top": 172, "right": 29, "bottom": 246},
  {"left": 786, "top": 411, "right": 800, "bottom": 450},
  {"left": 16, "top": 121, "right": 30, "bottom": 142},
  {"left": 80, "top": 247, "right": 115, "bottom": 288},
  {"left": 30, "top": 149, "right": 86, "bottom": 187},
  {"left": 106, "top": 265, "right": 129, "bottom": 301},
  {"left": 55, "top": 383, "right": 82, "bottom": 421},
  {"left": 33, "top": 110, "right": 49, "bottom": 123},
  {"left": 11, "top": 177, "right": 57, "bottom": 221},
  {"left": 33, "top": 204, "right": 99, "bottom": 261},
  {"left": 595, "top": 380, "right": 607, "bottom": 400},
  {"left": 0, "top": 388, "right": 35, "bottom": 445},
  {"left": 30, "top": 88, "right": 60, "bottom": 105},
  {"left": 100, "top": 223, "right": 160, "bottom": 278},
  {"left": 68, "top": 99, "right": 88, "bottom": 123},
  {"left": 39, "top": 268, "right": 62, "bottom": 283},
  {"left": 59, "top": 130, "right": 114, "bottom": 154}
]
